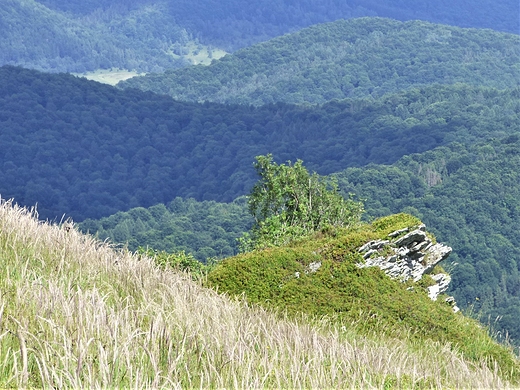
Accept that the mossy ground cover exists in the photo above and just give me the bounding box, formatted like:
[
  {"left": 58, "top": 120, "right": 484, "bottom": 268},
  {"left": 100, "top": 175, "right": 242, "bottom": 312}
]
[{"left": 207, "top": 213, "right": 520, "bottom": 381}]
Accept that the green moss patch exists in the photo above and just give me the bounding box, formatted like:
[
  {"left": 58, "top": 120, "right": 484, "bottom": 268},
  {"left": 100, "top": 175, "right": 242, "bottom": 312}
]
[{"left": 207, "top": 213, "right": 520, "bottom": 381}]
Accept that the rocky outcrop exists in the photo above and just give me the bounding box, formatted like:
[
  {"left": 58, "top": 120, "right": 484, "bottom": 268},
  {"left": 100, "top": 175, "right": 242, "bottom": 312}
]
[{"left": 357, "top": 225, "right": 459, "bottom": 313}]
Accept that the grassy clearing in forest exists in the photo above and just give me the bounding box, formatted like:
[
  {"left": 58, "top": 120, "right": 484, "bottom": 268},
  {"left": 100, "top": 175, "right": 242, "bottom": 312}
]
[
  {"left": 74, "top": 68, "right": 145, "bottom": 85},
  {"left": 0, "top": 199, "right": 517, "bottom": 388}
]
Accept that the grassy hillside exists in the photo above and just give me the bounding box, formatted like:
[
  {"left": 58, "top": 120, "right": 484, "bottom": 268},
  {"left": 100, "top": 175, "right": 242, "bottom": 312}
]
[
  {"left": 120, "top": 18, "right": 520, "bottom": 105},
  {"left": 80, "top": 134, "right": 520, "bottom": 347},
  {"left": 0, "top": 200, "right": 518, "bottom": 388},
  {"left": 206, "top": 213, "right": 520, "bottom": 383}
]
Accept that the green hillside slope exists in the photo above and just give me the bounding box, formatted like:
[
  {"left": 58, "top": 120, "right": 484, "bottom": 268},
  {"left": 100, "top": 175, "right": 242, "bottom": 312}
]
[
  {"left": 206, "top": 213, "right": 520, "bottom": 381},
  {"left": 0, "top": 0, "right": 194, "bottom": 72},
  {"left": 1, "top": 199, "right": 518, "bottom": 388},
  {"left": 1, "top": 66, "right": 518, "bottom": 221},
  {"left": 80, "top": 134, "right": 520, "bottom": 346},
  {"left": 120, "top": 18, "right": 520, "bottom": 105},
  {"left": 336, "top": 135, "right": 520, "bottom": 344}
]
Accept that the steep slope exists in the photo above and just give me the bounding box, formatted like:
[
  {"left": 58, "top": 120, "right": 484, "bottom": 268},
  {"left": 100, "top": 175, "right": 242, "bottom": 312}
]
[
  {"left": 120, "top": 18, "right": 520, "bottom": 105},
  {"left": 0, "top": 0, "right": 193, "bottom": 72},
  {"left": 80, "top": 134, "right": 520, "bottom": 346},
  {"left": 336, "top": 135, "right": 520, "bottom": 344},
  {"left": 0, "top": 199, "right": 518, "bottom": 388},
  {"left": 1, "top": 66, "right": 518, "bottom": 221},
  {"left": 206, "top": 213, "right": 520, "bottom": 381}
]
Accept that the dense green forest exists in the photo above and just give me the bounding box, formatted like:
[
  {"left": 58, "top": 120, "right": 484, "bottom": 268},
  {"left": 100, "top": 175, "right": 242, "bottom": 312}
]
[
  {"left": 2, "top": 66, "right": 518, "bottom": 221},
  {"left": 80, "top": 197, "right": 253, "bottom": 260},
  {"left": 0, "top": 0, "right": 192, "bottom": 72},
  {"left": 2, "top": 1, "right": 517, "bottom": 74},
  {"left": 80, "top": 135, "right": 520, "bottom": 344},
  {"left": 121, "top": 18, "right": 520, "bottom": 105}
]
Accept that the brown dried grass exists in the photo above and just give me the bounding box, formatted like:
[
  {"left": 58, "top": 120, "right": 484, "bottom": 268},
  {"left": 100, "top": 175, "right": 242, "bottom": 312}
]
[{"left": 0, "top": 198, "right": 513, "bottom": 388}]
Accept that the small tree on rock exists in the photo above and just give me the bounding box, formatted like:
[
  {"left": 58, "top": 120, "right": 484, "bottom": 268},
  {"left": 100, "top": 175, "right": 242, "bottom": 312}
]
[{"left": 239, "top": 154, "right": 364, "bottom": 251}]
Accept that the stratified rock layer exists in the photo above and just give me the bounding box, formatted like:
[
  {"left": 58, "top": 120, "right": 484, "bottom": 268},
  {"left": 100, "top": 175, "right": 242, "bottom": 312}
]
[{"left": 357, "top": 225, "right": 459, "bottom": 312}]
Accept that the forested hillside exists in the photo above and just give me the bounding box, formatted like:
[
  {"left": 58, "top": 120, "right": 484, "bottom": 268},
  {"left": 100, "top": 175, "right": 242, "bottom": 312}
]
[
  {"left": 0, "top": 0, "right": 193, "bottom": 72},
  {"left": 80, "top": 197, "right": 253, "bottom": 260},
  {"left": 3, "top": 1, "right": 517, "bottom": 74},
  {"left": 80, "top": 135, "right": 520, "bottom": 345},
  {"left": 120, "top": 18, "right": 520, "bottom": 105},
  {"left": 2, "top": 66, "right": 518, "bottom": 221}
]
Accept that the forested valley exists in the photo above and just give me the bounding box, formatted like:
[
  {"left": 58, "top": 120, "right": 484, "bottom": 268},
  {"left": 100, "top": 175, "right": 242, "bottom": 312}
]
[{"left": 2, "top": 65, "right": 518, "bottom": 221}]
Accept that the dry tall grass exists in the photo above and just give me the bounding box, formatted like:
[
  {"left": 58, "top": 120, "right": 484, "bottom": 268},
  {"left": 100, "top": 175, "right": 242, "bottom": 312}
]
[{"left": 0, "top": 198, "right": 514, "bottom": 388}]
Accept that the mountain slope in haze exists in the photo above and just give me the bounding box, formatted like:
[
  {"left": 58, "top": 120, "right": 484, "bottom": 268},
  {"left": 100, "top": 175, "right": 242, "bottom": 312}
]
[
  {"left": 120, "top": 18, "right": 520, "bottom": 105},
  {"left": 166, "top": 0, "right": 519, "bottom": 50},
  {"left": 0, "top": 0, "right": 195, "bottom": 73},
  {"left": 2, "top": 66, "right": 518, "bottom": 221},
  {"left": 5, "top": 0, "right": 517, "bottom": 74},
  {"left": 1, "top": 200, "right": 518, "bottom": 388}
]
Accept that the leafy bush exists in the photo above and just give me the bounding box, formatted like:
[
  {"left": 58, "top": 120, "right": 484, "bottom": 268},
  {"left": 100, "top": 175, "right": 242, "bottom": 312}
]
[{"left": 239, "top": 154, "right": 364, "bottom": 251}]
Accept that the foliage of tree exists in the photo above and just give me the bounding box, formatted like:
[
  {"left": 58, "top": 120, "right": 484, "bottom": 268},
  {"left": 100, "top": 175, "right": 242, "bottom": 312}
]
[
  {"left": 79, "top": 197, "right": 252, "bottom": 261},
  {"left": 1, "top": 66, "right": 518, "bottom": 221},
  {"left": 239, "top": 154, "right": 363, "bottom": 250},
  {"left": 335, "top": 135, "right": 520, "bottom": 344},
  {"left": 121, "top": 18, "right": 520, "bottom": 105}
]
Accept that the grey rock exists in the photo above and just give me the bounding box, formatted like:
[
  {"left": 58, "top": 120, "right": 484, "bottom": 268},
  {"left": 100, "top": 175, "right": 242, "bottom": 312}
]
[
  {"left": 427, "top": 273, "right": 451, "bottom": 300},
  {"left": 394, "top": 229, "right": 428, "bottom": 247},
  {"left": 356, "top": 223, "right": 458, "bottom": 311},
  {"left": 423, "top": 243, "right": 452, "bottom": 273},
  {"left": 308, "top": 261, "right": 322, "bottom": 273},
  {"left": 388, "top": 227, "right": 409, "bottom": 238}
]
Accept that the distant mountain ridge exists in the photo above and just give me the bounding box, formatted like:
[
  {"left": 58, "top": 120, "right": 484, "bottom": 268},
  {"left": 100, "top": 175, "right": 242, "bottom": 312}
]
[
  {"left": 120, "top": 18, "right": 520, "bottom": 105},
  {"left": 0, "top": 0, "right": 192, "bottom": 73},
  {"left": 2, "top": 1, "right": 517, "bottom": 74}
]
